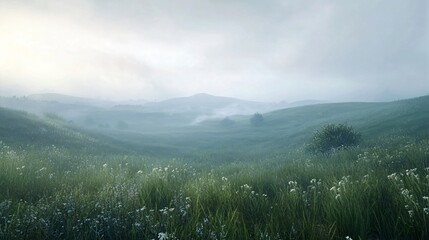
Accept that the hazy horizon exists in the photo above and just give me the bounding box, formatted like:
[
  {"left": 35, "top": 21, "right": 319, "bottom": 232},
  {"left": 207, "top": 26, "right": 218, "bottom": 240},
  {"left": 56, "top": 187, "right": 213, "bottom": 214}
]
[
  {"left": 1, "top": 0, "right": 428, "bottom": 102},
  {"left": 2, "top": 91, "right": 429, "bottom": 105}
]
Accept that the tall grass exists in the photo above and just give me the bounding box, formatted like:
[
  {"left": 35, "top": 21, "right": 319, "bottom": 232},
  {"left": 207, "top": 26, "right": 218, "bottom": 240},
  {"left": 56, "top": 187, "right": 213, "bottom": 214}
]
[{"left": 0, "top": 136, "right": 428, "bottom": 239}]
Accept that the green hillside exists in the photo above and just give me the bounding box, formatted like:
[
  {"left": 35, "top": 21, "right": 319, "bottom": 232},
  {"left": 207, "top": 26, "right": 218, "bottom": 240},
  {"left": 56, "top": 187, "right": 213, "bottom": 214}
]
[
  {"left": 1, "top": 95, "right": 428, "bottom": 158},
  {"left": 1, "top": 96, "right": 428, "bottom": 239},
  {"left": 0, "top": 107, "right": 128, "bottom": 153},
  {"left": 262, "top": 94, "right": 429, "bottom": 146},
  {"left": 117, "top": 95, "right": 429, "bottom": 156}
]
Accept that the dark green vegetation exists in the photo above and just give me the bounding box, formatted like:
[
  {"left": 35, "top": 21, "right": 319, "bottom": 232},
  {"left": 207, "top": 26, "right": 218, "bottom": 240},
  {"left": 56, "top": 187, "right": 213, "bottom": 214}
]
[
  {"left": 307, "top": 124, "right": 361, "bottom": 154},
  {"left": 250, "top": 113, "right": 264, "bottom": 127},
  {"left": 0, "top": 95, "right": 428, "bottom": 239}
]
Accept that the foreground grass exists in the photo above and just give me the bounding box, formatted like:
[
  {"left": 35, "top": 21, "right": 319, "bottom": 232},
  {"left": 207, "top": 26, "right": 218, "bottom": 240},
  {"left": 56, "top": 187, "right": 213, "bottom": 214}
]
[{"left": 0, "top": 136, "right": 428, "bottom": 239}]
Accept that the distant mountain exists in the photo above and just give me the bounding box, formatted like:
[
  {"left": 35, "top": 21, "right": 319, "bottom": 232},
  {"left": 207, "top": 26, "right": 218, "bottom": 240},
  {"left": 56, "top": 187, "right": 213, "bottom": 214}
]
[
  {"left": 27, "top": 93, "right": 116, "bottom": 108},
  {"left": 0, "top": 92, "right": 329, "bottom": 131},
  {"left": 116, "top": 93, "right": 275, "bottom": 115},
  {"left": 0, "top": 95, "right": 101, "bottom": 121},
  {"left": 118, "top": 99, "right": 148, "bottom": 106},
  {"left": 285, "top": 100, "right": 327, "bottom": 108},
  {"left": 14, "top": 92, "right": 324, "bottom": 117}
]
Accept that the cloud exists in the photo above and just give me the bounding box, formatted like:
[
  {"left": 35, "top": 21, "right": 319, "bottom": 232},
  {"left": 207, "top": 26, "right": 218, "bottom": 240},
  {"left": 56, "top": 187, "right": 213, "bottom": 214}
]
[{"left": 0, "top": 0, "right": 427, "bottom": 102}]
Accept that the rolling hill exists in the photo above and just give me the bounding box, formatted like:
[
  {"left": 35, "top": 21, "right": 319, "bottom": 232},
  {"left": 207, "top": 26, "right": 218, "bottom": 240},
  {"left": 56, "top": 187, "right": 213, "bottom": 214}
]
[
  {"left": 1, "top": 95, "right": 427, "bottom": 158},
  {"left": 0, "top": 107, "right": 129, "bottom": 153},
  {"left": 133, "top": 93, "right": 276, "bottom": 114},
  {"left": 0, "top": 93, "right": 288, "bottom": 132},
  {"left": 27, "top": 93, "right": 117, "bottom": 108},
  {"left": 114, "top": 95, "right": 429, "bottom": 156}
]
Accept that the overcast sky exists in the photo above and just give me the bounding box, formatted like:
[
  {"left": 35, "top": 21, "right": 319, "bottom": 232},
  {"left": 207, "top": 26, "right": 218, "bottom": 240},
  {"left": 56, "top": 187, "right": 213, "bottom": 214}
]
[{"left": 0, "top": 0, "right": 427, "bottom": 102}]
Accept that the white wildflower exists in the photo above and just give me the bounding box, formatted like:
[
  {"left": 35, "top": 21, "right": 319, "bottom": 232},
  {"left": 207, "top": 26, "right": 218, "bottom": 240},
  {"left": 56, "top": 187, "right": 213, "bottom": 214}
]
[
  {"left": 158, "top": 232, "right": 167, "bottom": 240},
  {"left": 408, "top": 210, "right": 414, "bottom": 218}
]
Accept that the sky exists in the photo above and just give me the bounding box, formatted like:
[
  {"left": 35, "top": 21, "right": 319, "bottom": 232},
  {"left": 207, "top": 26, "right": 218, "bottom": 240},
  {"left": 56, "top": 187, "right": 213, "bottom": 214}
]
[{"left": 0, "top": 0, "right": 428, "bottom": 102}]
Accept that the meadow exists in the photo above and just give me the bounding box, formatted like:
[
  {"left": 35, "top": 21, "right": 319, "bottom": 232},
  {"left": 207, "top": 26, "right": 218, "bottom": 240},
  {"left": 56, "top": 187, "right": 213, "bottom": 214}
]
[
  {"left": 1, "top": 135, "right": 428, "bottom": 239},
  {"left": 1, "top": 95, "right": 428, "bottom": 239}
]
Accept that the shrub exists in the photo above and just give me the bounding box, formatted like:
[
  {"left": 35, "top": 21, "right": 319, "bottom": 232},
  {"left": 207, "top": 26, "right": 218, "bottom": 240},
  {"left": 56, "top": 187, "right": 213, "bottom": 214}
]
[
  {"left": 220, "top": 117, "right": 235, "bottom": 127},
  {"left": 250, "top": 113, "right": 264, "bottom": 127},
  {"left": 307, "top": 123, "right": 361, "bottom": 154}
]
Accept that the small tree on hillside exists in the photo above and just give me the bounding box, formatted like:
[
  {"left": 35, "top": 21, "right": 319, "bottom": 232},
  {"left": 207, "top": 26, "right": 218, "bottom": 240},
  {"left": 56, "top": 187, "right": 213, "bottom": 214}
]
[
  {"left": 307, "top": 123, "right": 361, "bottom": 154},
  {"left": 220, "top": 117, "right": 235, "bottom": 127},
  {"left": 250, "top": 113, "right": 264, "bottom": 127}
]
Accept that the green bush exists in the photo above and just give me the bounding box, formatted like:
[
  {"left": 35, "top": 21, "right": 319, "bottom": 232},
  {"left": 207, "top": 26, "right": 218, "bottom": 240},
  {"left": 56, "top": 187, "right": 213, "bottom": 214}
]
[
  {"left": 307, "top": 123, "right": 361, "bottom": 154},
  {"left": 220, "top": 117, "right": 235, "bottom": 127},
  {"left": 250, "top": 113, "right": 264, "bottom": 127}
]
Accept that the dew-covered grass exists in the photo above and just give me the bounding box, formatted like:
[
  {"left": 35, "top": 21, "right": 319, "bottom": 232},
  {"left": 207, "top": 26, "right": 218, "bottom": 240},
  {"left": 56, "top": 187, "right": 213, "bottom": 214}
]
[{"left": 0, "top": 136, "right": 428, "bottom": 239}]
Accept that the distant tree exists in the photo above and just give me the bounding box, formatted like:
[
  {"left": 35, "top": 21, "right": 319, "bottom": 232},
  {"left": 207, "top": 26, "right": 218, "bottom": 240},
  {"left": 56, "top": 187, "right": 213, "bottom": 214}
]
[
  {"left": 220, "top": 117, "right": 235, "bottom": 127},
  {"left": 250, "top": 113, "right": 264, "bottom": 127},
  {"left": 307, "top": 123, "right": 361, "bottom": 154}
]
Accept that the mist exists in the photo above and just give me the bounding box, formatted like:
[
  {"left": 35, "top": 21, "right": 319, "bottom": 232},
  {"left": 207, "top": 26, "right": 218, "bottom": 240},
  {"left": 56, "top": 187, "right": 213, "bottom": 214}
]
[
  {"left": 0, "top": 0, "right": 427, "bottom": 102},
  {"left": 2, "top": 2, "right": 429, "bottom": 238}
]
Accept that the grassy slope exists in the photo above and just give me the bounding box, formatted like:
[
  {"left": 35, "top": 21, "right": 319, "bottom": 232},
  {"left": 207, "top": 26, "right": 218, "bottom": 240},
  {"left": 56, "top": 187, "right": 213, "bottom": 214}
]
[
  {"left": 0, "top": 107, "right": 130, "bottom": 153},
  {"left": 1, "top": 95, "right": 428, "bottom": 157},
  {"left": 0, "top": 96, "right": 428, "bottom": 239},
  {"left": 1, "top": 119, "right": 428, "bottom": 239},
  {"left": 263, "top": 94, "right": 429, "bottom": 146},
  {"left": 115, "top": 95, "right": 429, "bottom": 156}
]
